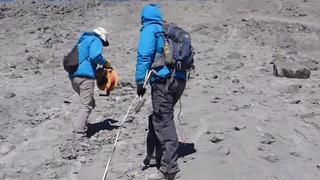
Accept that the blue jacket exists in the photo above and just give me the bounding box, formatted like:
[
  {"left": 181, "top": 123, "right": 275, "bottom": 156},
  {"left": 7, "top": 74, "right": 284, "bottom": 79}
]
[
  {"left": 135, "top": 4, "right": 186, "bottom": 85},
  {"left": 70, "top": 32, "right": 107, "bottom": 79}
]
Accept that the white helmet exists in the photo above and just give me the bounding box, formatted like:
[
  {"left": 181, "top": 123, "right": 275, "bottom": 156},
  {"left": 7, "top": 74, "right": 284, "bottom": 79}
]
[{"left": 93, "top": 27, "right": 109, "bottom": 46}]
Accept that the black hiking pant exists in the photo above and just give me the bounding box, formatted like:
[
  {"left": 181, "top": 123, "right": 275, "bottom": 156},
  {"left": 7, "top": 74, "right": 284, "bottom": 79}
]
[{"left": 147, "top": 77, "right": 186, "bottom": 175}]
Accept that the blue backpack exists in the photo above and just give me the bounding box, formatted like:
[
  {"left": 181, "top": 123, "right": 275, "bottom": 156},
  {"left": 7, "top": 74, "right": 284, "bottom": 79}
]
[{"left": 163, "top": 24, "right": 195, "bottom": 71}]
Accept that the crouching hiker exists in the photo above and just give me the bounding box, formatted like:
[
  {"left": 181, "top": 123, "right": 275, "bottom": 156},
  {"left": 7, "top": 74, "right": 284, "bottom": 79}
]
[
  {"left": 135, "top": 4, "right": 194, "bottom": 180},
  {"left": 64, "top": 27, "right": 112, "bottom": 138}
]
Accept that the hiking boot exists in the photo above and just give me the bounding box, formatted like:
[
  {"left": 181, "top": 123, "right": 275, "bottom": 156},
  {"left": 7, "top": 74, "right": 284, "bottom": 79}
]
[
  {"left": 143, "top": 156, "right": 151, "bottom": 166},
  {"left": 166, "top": 173, "right": 177, "bottom": 180}
]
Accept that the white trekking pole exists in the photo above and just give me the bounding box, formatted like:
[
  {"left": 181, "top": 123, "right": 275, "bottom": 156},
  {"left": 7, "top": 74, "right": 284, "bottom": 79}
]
[{"left": 101, "top": 70, "right": 153, "bottom": 180}]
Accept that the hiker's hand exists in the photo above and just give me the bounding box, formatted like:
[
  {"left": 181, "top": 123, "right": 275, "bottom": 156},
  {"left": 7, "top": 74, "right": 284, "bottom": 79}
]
[
  {"left": 104, "top": 60, "right": 112, "bottom": 69},
  {"left": 137, "top": 84, "right": 146, "bottom": 97}
]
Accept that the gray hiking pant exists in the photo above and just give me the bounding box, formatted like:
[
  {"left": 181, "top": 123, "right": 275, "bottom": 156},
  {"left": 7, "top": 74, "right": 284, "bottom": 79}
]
[
  {"left": 71, "top": 77, "right": 95, "bottom": 133},
  {"left": 149, "top": 77, "right": 186, "bottom": 174}
]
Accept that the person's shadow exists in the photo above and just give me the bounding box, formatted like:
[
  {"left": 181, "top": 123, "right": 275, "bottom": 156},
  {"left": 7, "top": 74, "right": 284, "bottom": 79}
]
[
  {"left": 86, "top": 118, "right": 119, "bottom": 137},
  {"left": 178, "top": 142, "right": 196, "bottom": 158}
]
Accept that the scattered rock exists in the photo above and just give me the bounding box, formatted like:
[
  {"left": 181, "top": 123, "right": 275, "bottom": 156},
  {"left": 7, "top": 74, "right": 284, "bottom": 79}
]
[
  {"left": 262, "top": 154, "right": 279, "bottom": 163},
  {"left": 45, "top": 160, "right": 65, "bottom": 169},
  {"left": 79, "top": 156, "right": 87, "bottom": 163},
  {"left": 260, "top": 132, "right": 275, "bottom": 145},
  {"left": 217, "top": 146, "right": 230, "bottom": 156},
  {"left": 284, "top": 84, "right": 302, "bottom": 94},
  {"left": 257, "top": 145, "right": 270, "bottom": 151},
  {"left": 231, "top": 106, "right": 239, "bottom": 111},
  {"left": 289, "top": 151, "right": 301, "bottom": 157},
  {"left": 232, "top": 79, "right": 240, "bottom": 84},
  {"left": 210, "top": 97, "right": 221, "bottom": 104},
  {"left": 115, "top": 96, "right": 121, "bottom": 101},
  {"left": 63, "top": 100, "right": 71, "bottom": 104},
  {"left": 280, "top": 2, "right": 307, "bottom": 17},
  {"left": 4, "top": 92, "right": 16, "bottom": 98},
  {"left": 240, "top": 104, "right": 251, "bottom": 109},
  {"left": 272, "top": 54, "right": 311, "bottom": 79},
  {"left": 234, "top": 126, "right": 246, "bottom": 131},
  {"left": 227, "top": 52, "right": 241, "bottom": 59},
  {"left": 0, "top": 143, "right": 16, "bottom": 155},
  {"left": 290, "top": 100, "right": 301, "bottom": 104},
  {"left": 120, "top": 81, "right": 134, "bottom": 88},
  {"left": 300, "top": 58, "right": 320, "bottom": 71},
  {"left": 211, "top": 134, "right": 225, "bottom": 143}
]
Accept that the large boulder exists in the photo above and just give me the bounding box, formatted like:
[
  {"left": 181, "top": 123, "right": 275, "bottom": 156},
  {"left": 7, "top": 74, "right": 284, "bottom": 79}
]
[{"left": 271, "top": 54, "right": 311, "bottom": 79}]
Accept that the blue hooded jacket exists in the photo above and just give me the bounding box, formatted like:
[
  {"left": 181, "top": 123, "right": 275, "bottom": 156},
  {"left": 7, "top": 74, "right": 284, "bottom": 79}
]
[
  {"left": 135, "top": 4, "right": 186, "bottom": 85},
  {"left": 70, "top": 32, "right": 107, "bottom": 79}
]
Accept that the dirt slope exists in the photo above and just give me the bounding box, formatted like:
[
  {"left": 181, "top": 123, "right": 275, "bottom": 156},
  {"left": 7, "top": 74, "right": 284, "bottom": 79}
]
[{"left": 0, "top": 0, "right": 320, "bottom": 180}]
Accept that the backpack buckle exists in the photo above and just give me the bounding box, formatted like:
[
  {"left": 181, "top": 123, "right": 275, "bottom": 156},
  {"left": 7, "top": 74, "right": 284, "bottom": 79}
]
[{"left": 176, "top": 61, "right": 182, "bottom": 71}]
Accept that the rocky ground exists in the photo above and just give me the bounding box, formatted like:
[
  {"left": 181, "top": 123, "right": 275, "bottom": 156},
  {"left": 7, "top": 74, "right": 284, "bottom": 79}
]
[{"left": 1, "top": 0, "right": 320, "bottom": 179}]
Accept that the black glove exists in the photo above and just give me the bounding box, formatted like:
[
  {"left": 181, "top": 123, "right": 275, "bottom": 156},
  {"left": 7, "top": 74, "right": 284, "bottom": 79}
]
[{"left": 137, "top": 84, "right": 146, "bottom": 97}]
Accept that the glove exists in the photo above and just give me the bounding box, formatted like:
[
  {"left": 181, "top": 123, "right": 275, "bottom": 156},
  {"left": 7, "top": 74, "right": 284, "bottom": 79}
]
[
  {"left": 104, "top": 60, "right": 112, "bottom": 69},
  {"left": 137, "top": 84, "right": 146, "bottom": 97}
]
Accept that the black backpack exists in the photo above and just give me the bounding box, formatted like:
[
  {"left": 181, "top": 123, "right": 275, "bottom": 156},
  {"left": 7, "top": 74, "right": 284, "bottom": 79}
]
[
  {"left": 63, "top": 44, "right": 79, "bottom": 74},
  {"left": 163, "top": 24, "right": 195, "bottom": 71}
]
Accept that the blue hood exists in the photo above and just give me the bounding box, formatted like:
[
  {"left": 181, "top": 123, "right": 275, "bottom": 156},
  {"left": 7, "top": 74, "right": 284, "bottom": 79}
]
[
  {"left": 141, "top": 4, "right": 163, "bottom": 25},
  {"left": 78, "top": 32, "right": 97, "bottom": 44}
]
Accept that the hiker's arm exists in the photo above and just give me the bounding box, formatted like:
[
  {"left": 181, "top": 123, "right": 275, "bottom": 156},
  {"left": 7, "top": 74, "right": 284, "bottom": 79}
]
[
  {"left": 135, "top": 28, "right": 155, "bottom": 84},
  {"left": 89, "top": 39, "right": 107, "bottom": 65}
]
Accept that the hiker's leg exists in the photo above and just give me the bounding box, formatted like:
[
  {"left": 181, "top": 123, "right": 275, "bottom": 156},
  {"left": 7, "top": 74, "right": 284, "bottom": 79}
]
[
  {"left": 145, "top": 114, "right": 157, "bottom": 165},
  {"left": 151, "top": 79, "right": 179, "bottom": 175},
  {"left": 74, "top": 78, "right": 95, "bottom": 133}
]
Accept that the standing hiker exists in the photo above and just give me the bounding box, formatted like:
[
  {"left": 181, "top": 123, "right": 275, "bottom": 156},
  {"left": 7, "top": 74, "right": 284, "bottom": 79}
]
[
  {"left": 135, "top": 4, "right": 192, "bottom": 180},
  {"left": 68, "top": 27, "right": 112, "bottom": 138}
]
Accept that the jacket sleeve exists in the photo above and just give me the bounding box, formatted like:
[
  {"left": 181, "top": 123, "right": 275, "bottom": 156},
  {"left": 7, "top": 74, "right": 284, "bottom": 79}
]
[
  {"left": 135, "top": 27, "right": 156, "bottom": 84},
  {"left": 89, "top": 38, "right": 107, "bottom": 65}
]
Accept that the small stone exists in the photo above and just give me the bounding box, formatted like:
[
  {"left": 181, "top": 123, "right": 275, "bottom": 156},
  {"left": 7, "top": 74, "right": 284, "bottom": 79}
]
[
  {"left": 240, "top": 104, "right": 251, "bottom": 109},
  {"left": 63, "top": 100, "right": 71, "bottom": 104},
  {"left": 260, "top": 132, "right": 275, "bottom": 145},
  {"left": 210, "top": 100, "right": 218, "bottom": 103},
  {"left": 115, "top": 96, "right": 121, "bottom": 101},
  {"left": 79, "top": 156, "right": 87, "bottom": 163},
  {"left": 211, "top": 134, "right": 225, "bottom": 143},
  {"left": 4, "top": 92, "right": 16, "bottom": 98},
  {"left": 231, "top": 106, "right": 239, "bottom": 111},
  {"left": 316, "top": 164, "right": 320, "bottom": 169},
  {"left": 232, "top": 79, "right": 240, "bottom": 84},
  {"left": 290, "top": 100, "right": 301, "bottom": 104},
  {"left": 217, "top": 146, "right": 230, "bottom": 156},
  {"left": 262, "top": 132, "right": 274, "bottom": 139},
  {"left": 262, "top": 154, "right": 279, "bottom": 163},
  {"left": 257, "top": 145, "right": 266, "bottom": 151},
  {"left": 289, "top": 151, "right": 301, "bottom": 157},
  {"left": 47, "top": 171, "right": 59, "bottom": 178},
  {"left": 234, "top": 126, "right": 246, "bottom": 131},
  {"left": 0, "top": 144, "right": 16, "bottom": 155},
  {"left": 227, "top": 52, "right": 241, "bottom": 59},
  {"left": 260, "top": 139, "right": 275, "bottom": 145}
]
